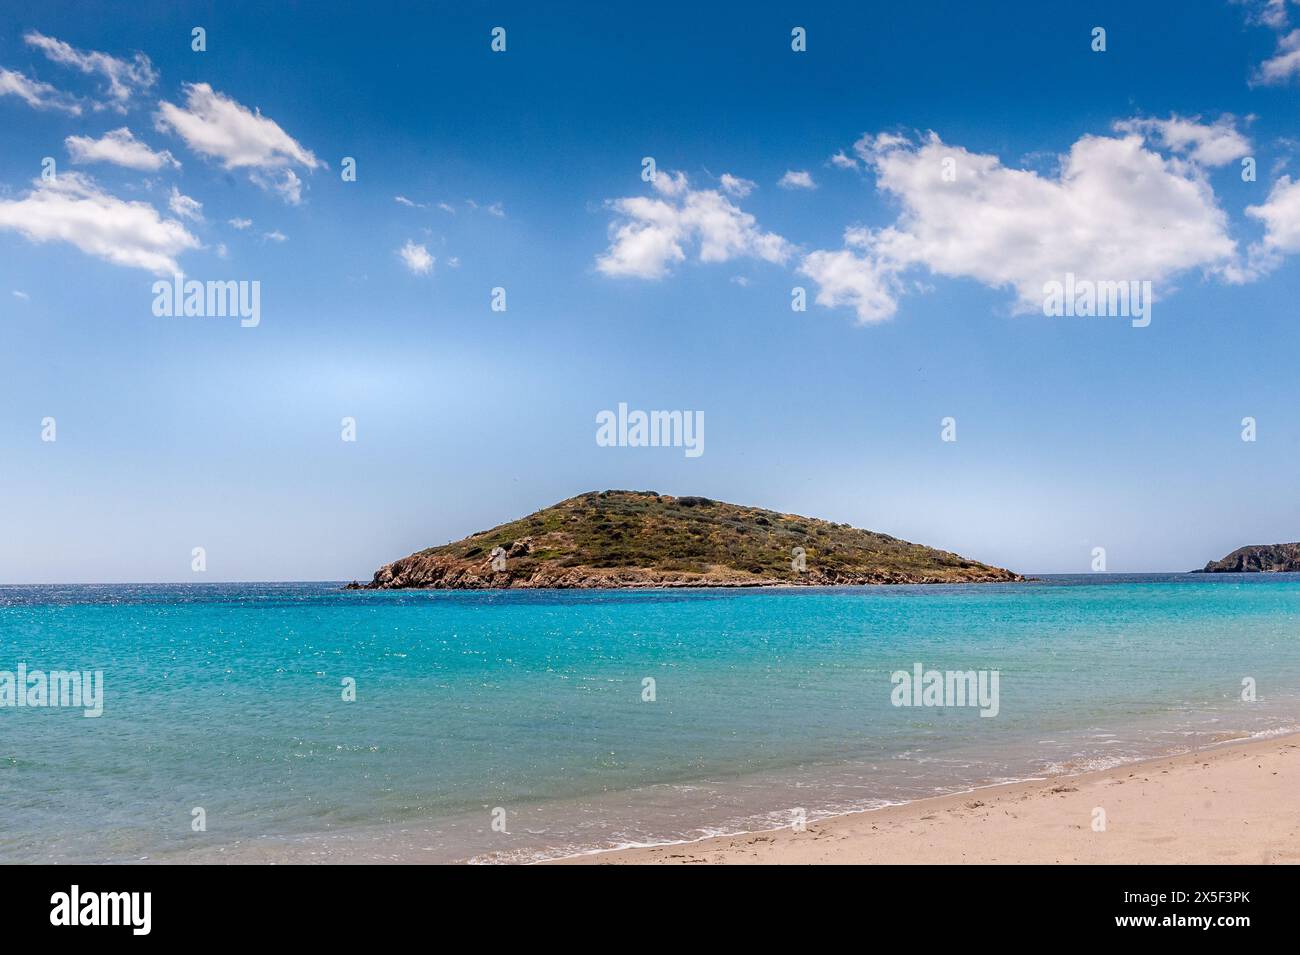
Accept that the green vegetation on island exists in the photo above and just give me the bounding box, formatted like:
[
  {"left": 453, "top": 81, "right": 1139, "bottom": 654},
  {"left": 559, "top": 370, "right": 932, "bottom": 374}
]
[{"left": 352, "top": 490, "right": 1022, "bottom": 589}]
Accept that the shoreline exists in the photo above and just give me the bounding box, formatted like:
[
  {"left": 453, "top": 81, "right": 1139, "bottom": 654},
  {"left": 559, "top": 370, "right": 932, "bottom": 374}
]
[
  {"left": 553, "top": 732, "right": 1300, "bottom": 864},
  {"left": 350, "top": 575, "right": 1029, "bottom": 592}
]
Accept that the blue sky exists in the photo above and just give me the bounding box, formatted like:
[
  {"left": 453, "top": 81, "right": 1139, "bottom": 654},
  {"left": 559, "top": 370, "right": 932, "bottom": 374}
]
[{"left": 2, "top": 0, "right": 1300, "bottom": 582}]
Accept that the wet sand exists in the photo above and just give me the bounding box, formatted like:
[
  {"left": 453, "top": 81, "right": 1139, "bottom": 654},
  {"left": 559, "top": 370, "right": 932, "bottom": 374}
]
[{"left": 556, "top": 734, "right": 1300, "bottom": 864}]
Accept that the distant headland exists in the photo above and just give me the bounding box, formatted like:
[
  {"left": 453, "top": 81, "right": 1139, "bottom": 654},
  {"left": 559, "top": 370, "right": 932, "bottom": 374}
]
[
  {"left": 1197, "top": 542, "right": 1300, "bottom": 574},
  {"left": 348, "top": 490, "right": 1023, "bottom": 590}
]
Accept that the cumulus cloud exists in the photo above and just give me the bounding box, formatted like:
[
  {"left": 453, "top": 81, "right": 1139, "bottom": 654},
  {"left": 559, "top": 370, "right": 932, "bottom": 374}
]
[
  {"left": 23, "top": 31, "right": 156, "bottom": 111},
  {"left": 66, "top": 127, "right": 179, "bottom": 170},
  {"left": 800, "top": 244, "right": 904, "bottom": 323},
  {"left": 0, "top": 66, "right": 82, "bottom": 114},
  {"left": 0, "top": 172, "right": 199, "bottom": 273},
  {"left": 262, "top": 229, "right": 287, "bottom": 243},
  {"left": 596, "top": 171, "right": 792, "bottom": 279},
  {"left": 228, "top": 217, "right": 252, "bottom": 230},
  {"left": 778, "top": 169, "right": 817, "bottom": 190},
  {"left": 1113, "top": 114, "right": 1252, "bottom": 166},
  {"left": 167, "top": 187, "right": 203, "bottom": 221},
  {"left": 800, "top": 130, "right": 1239, "bottom": 323},
  {"left": 398, "top": 240, "right": 434, "bottom": 274},
  {"left": 1244, "top": 176, "right": 1300, "bottom": 272},
  {"left": 1255, "top": 29, "right": 1300, "bottom": 83},
  {"left": 719, "top": 173, "right": 756, "bottom": 197},
  {"left": 156, "top": 83, "right": 320, "bottom": 202}
]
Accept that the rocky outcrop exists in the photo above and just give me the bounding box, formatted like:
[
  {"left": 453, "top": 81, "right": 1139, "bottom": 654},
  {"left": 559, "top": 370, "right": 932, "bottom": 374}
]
[
  {"left": 353, "top": 554, "right": 1016, "bottom": 590},
  {"left": 350, "top": 490, "right": 1023, "bottom": 590},
  {"left": 1197, "top": 542, "right": 1300, "bottom": 573}
]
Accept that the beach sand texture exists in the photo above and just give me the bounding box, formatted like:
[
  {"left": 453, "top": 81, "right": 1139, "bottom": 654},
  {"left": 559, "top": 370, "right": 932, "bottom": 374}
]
[{"left": 558, "top": 735, "right": 1300, "bottom": 864}]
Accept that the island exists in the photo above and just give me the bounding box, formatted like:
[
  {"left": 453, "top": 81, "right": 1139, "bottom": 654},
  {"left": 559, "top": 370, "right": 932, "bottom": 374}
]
[
  {"left": 1197, "top": 542, "right": 1300, "bottom": 573},
  {"left": 349, "top": 490, "right": 1022, "bottom": 589}
]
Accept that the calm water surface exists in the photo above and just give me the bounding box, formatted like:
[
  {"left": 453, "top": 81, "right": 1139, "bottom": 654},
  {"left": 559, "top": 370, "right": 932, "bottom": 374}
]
[{"left": 1, "top": 574, "right": 1297, "bottom": 863}]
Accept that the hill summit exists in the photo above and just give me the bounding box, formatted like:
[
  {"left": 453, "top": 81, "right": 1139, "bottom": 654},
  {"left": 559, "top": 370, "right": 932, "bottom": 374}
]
[{"left": 351, "top": 490, "right": 1021, "bottom": 589}]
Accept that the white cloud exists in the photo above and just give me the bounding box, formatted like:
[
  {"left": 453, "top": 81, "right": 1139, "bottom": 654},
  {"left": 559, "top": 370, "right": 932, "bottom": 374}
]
[
  {"left": 800, "top": 243, "right": 902, "bottom": 323},
  {"left": 1255, "top": 29, "right": 1300, "bottom": 84},
  {"left": 263, "top": 230, "right": 288, "bottom": 243},
  {"left": 0, "top": 66, "right": 82, "bottom": 115},
  {"left": 394, "top": 195, "right": 425, "bottom": 208},
  {"left": 1263, "top": 0, "right": 1292, "bottom": 28},
  {"left": 485, "top": 201, "right": 505, "bottom": 218},
  {"left": 596, "top": 171, "right": 792, "bottom": 279},
  {"left": 1270, "top": 0, "right": 1293, "bottom": 26},
  {"left": 24, "top": 31, "right": 156, "bottom": 111},
  {"left": 719, "top": 173, "right": 756, "bottom": 197},
  {"left": 437, "top": 201, "right": 456, "bottom": 214},
  {"left": 801, "top": 130, "right": 1238, "bottom": 323},
  {"left": 1239, "top": 0, "right": 1295, "bottom": 29},
  {"left": 167, "top": 187, "right": 203, "bottom": 221},
  {"left": 1244, "top": 175, "right": 1300, "bottom": 271},
  {"left": 156, "top": 83, "right": 320, "bottom": 202},
  {"left": 249, "top": 168, "right": 304, "bottom": 205},
  {"left": 66, "top": 127, "right": 179, "bottom": 170},
  {"left": 1113, "top": 114, "right": 1252, "bottom": 166},
  {"left": 778, "top": 169, "right": 817, "bottom": 190},
  {"left": 398, "top": 240, "right": 434, "bottom": 274},
  {"left": 829, "top": 150, "right": 859, "bottom": 170},
  {"left": 0, "top": 171, "right": 199, "bottom": 273},
  {"left": 13, "top": 290, "right": 30, "bottom": 300},
  {"left": 228, "top": 217, "right": 252, "bottom": 230}
]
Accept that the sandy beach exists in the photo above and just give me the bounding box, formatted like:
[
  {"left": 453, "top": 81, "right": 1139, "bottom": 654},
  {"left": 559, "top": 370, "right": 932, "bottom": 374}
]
[{"left": 558, "top": 734, "right": 1300, "bottom": 864}]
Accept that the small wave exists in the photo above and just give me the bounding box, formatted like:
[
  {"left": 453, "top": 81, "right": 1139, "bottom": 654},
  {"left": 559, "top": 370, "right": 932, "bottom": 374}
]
[{"left": 1039, "top": 754, "right": 1133, "bottom": 774}]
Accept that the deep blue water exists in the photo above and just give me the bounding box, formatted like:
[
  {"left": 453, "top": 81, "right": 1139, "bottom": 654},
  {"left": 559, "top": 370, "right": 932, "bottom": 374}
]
[{"left": 2, "top": 574, "right": 1298, "bottom": 863}]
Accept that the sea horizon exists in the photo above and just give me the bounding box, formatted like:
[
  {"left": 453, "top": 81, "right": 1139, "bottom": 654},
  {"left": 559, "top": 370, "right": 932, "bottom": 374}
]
[{"left": 0, "top": 570, "right": 1238, "bottom": 586}]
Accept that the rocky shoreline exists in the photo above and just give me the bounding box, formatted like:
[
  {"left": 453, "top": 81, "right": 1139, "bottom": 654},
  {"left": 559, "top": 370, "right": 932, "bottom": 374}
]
[
  {"left": 1197, "top": 542, "right": 1300, "bottom": 573},
  {"left": 348, "top": 547, "right": 1021, "bottom": 591}
]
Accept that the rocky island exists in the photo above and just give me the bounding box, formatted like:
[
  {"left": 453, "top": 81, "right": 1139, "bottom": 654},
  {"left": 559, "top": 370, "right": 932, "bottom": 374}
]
[
  {"left": 1197, "top": 542, "right": 1300, "bottom": 573},
  {"left": 349, "top": 490, "right": 1022, "bottom": 590}
]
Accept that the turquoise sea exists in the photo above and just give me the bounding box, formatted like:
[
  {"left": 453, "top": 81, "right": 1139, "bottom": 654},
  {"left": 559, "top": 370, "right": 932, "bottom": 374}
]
[{"left": 2, "top": 574, "right": 1299, "bottom": 864}]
